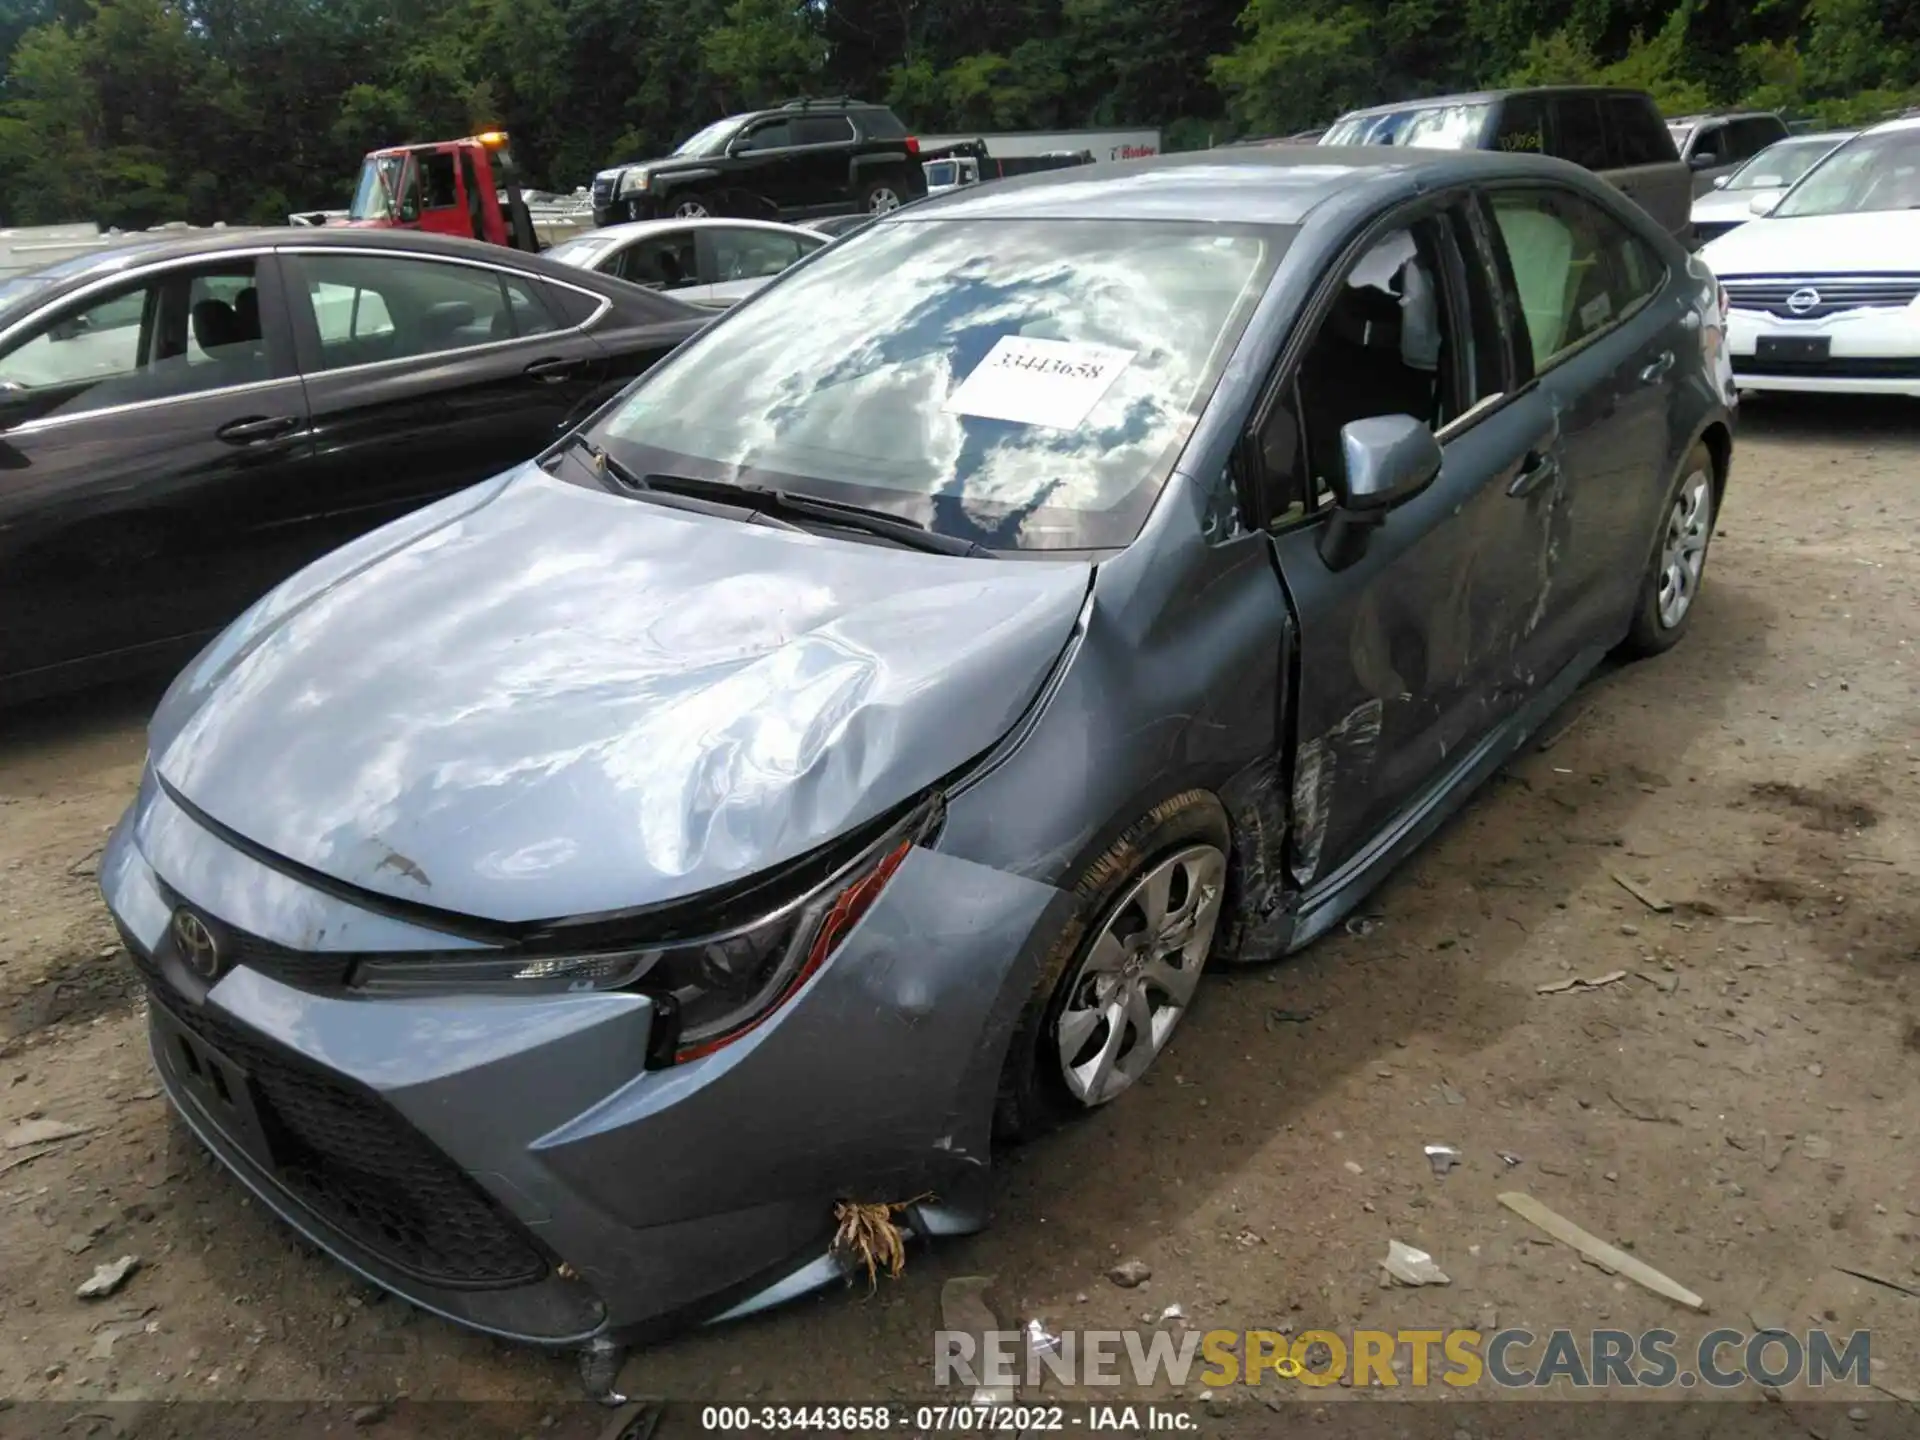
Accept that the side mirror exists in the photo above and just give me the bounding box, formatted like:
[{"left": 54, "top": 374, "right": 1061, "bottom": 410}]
[
  {"left": 1749, "top": 192, "right": 1781, "bottom": 216},
  {"left": 1341, "top": 414, "right": 1442, "bottom": 512},
  {"left": 1317, "top": 414, "right": 1441, "bottom": 571},
  {"left": 1688, "top": 151, "right": 1719, "bottom": 171},
  {"left": 1711, "top": 173, "right": 1732, "bottom": 189}
]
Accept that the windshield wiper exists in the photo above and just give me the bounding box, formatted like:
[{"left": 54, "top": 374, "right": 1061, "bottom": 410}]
[{"left": 643, "top": 473, "right": 992, "bottom": 558}]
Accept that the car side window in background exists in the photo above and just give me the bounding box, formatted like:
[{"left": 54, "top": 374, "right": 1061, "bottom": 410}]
[
  {"left": 0, "top": 260, "right": 274, "bottom": 424},
  {"left": 708, "top": 229, "right": 807, "bottom": 282},
  {"left": 1255, "top": 218, "right": 1468, "bottom": 520},
  {"left": 618, "top": 233, "right": 700, "bottom": 289},
  {"left": 1549, "top": 95, "right": 1609, "bottom": 170},
  {"left": 1487, "top": 189, "right": 1664, "bottom": 372},
  {"left": 1606, "top": 97, "right": 1672, "bottom": 167},
  {"left": 296, "top": 255, "right": 559, "bottom": 371},
  {"left": 739, "top": 121, "right": 792, "bottom": 152},
  {"left": 1493, "top": 95, "right": 1546, "bottom": 154},
  {"left": 856, "top": 109, "right": 907, "bottom": 139},
  {"left": 793, "top": 116, "right": 856, "bottom": 146},
  {"left": 1689, "top": 123, "right": 1726, "bottom": 165},
  {"left": 1731, "top": 117, "right": 1785, "bottom": 162}
]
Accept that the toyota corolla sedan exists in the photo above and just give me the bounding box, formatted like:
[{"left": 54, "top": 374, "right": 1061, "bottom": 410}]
[
  {"left": 1702, "top": 116, "right": 1920, "bottom": 395},
  {"left": 102, "top": 147, "right": 1734, "bottom": 1378}
]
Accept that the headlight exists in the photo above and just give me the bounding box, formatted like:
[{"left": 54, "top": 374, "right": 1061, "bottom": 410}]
[
  {"left": 617, "top": 168, "right": 651, "bottom": 197},
  {"left": 352, "top": 797, "right": 941, "bottom": 1065}
]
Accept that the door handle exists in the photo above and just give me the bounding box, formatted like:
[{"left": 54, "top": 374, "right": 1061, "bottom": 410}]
[
  {"left": 215, "top": 415, "right": 300, "bottom": 445},
  {"left": 1639, "top": 351, "right": 1676, "bottom": 384},
  {"left": 1508, "top": 449, "right": 1559, "bottom": 498},
  {"left": 523, "top": 357, "right": 579, "bottom": 383}
]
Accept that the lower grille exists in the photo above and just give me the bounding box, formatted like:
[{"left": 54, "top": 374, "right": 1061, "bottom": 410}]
[
  {"left": 1722, "top": 275, "right": 1920, "bottom": 320},
  {"left": 143, "top": 970, "right": 548, "bottom": 1290},
  {"left": 1733, "top": 355, "right": 1920, "bottom": 379}
]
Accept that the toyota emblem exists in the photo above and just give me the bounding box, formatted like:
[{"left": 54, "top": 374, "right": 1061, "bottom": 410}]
[
  {"left": 1786, "top": 287, "right": 1821, "bottom": 315},
  {"left": 170, "top": 908, "right": 223, "bottom": 980}
]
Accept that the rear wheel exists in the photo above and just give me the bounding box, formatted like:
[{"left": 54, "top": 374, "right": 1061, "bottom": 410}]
[
  {"left": 995, "top": 791, "right": 1230, "bottom": 1141},
  {"left": 670, "top": 196, "right": 711, "bottom": 219},
  {"left": 860, "top": 179, "right": 904, "bottom": 214},
  {"left": 1622, "top": 441, "right": 1716, "bottom": 657}
]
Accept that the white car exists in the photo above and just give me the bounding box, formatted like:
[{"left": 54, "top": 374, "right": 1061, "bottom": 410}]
[
  {"left": 543, "top": 217, "right": 826, "bottom": 309},
  {"left": 1690, "top": 131, "right": 1855, "bottom": 245},
  {"left": 1701, "top": 117, "right": 1920, "bottom": 396}
]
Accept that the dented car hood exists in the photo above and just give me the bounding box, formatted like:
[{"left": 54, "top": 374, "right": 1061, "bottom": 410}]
[{"left": 149, "top": 465, "right": 1091, "bottom": 924}]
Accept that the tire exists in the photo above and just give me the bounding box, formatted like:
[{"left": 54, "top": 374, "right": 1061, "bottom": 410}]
[
  {"left": 1621, "top": 441, "right": 1717, "bottom": 657},
  {"left": 668, "top": 196, "right": 711, "bottom": 219},
  {"left": 859, "top": 178, "right": 906, "bottom": 214},
  {"left": 994, "top": 790, "right": 1231, "bottom": 1142}
]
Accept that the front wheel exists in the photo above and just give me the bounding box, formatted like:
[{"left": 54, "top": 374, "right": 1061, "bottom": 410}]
[
  {"left": 1621, "top": 441, "right": 1717, "bottom": 657},
  {"left": 669, "top": 196, "right": 711, "bottom": 219},
  {"left": 994, "top": 791, "right": 1230, "bottom": 1141}
]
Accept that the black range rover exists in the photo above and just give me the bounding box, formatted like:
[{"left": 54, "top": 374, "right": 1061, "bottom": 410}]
[{"left": 591, "top": 98, "right": 926, "bottom": 227}]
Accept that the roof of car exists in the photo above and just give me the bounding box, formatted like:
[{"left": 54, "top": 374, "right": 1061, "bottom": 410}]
[
  {"left": 1863, "top": 115, "right": 1920, "bottom": 136},
  {"left": 556, "top": 218, "right": 822, "bottom": 246},
  {"left": 899, "top": 145, "right": 1606, "bottom": 227},
  {"left": 1668, "top": 111, "right": 1785, "bottom": 125},
  {"left": 1335, "top": 86, "right": 1654, "bottom": 119}
]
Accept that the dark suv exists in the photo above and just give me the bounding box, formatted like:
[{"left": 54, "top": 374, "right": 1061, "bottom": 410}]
[
  {"left": 591, "top": 99, "right": 925, "bottom": 227},
  {"left": 1321, "top": 87, "right": 1694, "bottom": 247}
]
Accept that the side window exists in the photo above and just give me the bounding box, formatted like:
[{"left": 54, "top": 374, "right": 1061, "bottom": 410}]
[
  {"left": 296, "top": 255, "right": 559, "bottom": 372},
  {"left": 739, "top": 121, "right": 792, "bottom": 153},
  {"left": 1487, "top": 189, "right": 1665, "bottom": 373},
  {"left": 0, "top": 260, "right": 272, "bottom": 424},
  {"left": 458, "top": 149, "right": 487, "bottom": 238},
  {"left": 1689, "top": 123, "right": 1727, "bottom": 165},
  {"left": 618, "top": 233, "right": 699, "bottom": 290},
  {"left": 1253, "top": 217, "right": 1470, "bottom": 521},
  {"left": 793, "top": 116, "right": 856, "bottom": 146},
  {"left": 1549, "top": 96, "right": 1610, "bottom": 170},
  {"left": 708, "top": 229, "right": 806, "bottom": 282},
  {"left": 1732, "top": 117, "right": 1785, "bottom": 161},
  {"left": 1607, "top": 98, "right": 1672, "bottom": 167},
  {"left": 1493, "top": 96, "right": 1546, "bottom": 154},
  {"left": 420, "top": 152, "right": 459, "bottom": 210}
]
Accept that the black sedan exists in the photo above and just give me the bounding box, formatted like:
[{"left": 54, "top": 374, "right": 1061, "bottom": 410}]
[{"left": 0, "top": 228, "right": 708, "bottom": 702}]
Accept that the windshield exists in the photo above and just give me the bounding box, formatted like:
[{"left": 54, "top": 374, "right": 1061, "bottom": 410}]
[
  {"left": 590, "top": 218, "right": 1289, "bottom": 551},
  {"left": 1324, "top": 104, "right": 1490, "bottom": 149},
  {"left": 674, "top": 118, "right": 746, "bottom": 159},
  {"left": 1774, "top": 128, "right": 1920, "bottom": 218},
  {"left": 348, "top": 155, "right": 403, "bottom": 221},
  {"left": 1725, "top": 136, "right": 1843, "bottom": 191}
]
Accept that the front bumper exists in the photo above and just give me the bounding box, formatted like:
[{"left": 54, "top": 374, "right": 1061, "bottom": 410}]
[
  {"left": 103, "top": 773, "right": 1064, "bottom": 1346},
  {"left": 1727, "top": 306, "right": 1920, "bottom": 396}
]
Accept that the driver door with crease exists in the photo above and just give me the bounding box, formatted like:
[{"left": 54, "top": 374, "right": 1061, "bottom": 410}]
[{"left": 1255, "top": 198, "right": 1565, "bottom": 894}]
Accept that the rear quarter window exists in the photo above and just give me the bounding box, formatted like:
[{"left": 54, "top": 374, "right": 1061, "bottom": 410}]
[
  {"left": 856, "top": 109, "right": 908, "bottom": 140},
  {"left": 1607, "top": 96, "right": 1678, "bottom": 166}
]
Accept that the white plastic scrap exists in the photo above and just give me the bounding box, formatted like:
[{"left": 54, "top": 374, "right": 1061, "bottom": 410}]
[{"left": 1381, "top": 1240, "right": 1451, "bottom": 1287}]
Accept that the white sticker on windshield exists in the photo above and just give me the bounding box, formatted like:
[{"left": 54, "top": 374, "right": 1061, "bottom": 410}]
[{"left": 945, "top": 336, "right": 1137, "bottom": 430}]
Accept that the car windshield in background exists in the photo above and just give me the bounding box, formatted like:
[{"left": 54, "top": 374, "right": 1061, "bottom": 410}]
[
  {"left": 674, "top": 119, "right": 744, "bottom": 158},
  {"left": 1324, "top": 104, "right": 1490, "bottom": 149},
  {"left": 592, "top": 218, "right": 1290, "bottom": 551},
  {"left": 545, "top": 234, "right": 620, "bottom": 267},
  {"left": 1774, "top": 129, "right": 1920, "bottom": 217},
  {"left": 348, "top": 156, "right": 402, "bottom": 221},
  {"left": 1725, "top": 137, "right": 1840, "bottom": 191}
]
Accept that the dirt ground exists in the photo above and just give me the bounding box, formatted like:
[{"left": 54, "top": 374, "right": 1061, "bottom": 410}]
[{"left": 1, "top": 395, "right": 1916, "bottom": 1427}]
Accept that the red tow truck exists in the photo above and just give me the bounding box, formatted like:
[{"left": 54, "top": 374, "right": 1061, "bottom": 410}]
[{"left": 323, "top": 130, "right": 541, "bottom": 250}]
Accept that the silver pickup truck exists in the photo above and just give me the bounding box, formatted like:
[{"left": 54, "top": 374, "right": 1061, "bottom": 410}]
[{"left": 1321, "top": 86, "right": 1696, "bottom": 248}]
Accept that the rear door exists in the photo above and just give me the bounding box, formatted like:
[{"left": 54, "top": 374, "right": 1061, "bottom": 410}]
[
  {"left": 1480, "top": 183, "right": 1680, "bottom": 667},
  {"left": 280, "top": 246, "right": 611, "bottom": 546},
  {"left": 0, "top": 251, "right": 312, "bottom": 687},
  {"left": 1253, "top": 197, "right": 1561, "bottom": 896},
  {"left": 787, "top": 115, "right": 858, "bottom": 213}
]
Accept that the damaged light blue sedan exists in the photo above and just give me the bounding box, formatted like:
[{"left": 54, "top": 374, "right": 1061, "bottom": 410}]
[{"left": 101, "top": 146, "right": 1735, "bottom": 1379}]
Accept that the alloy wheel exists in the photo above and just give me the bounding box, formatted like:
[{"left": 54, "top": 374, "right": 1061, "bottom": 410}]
[
  {"left": 866, "top": 186, "right": 902, "bottom": 214},
  {"left": 1657, "top": 468, "right": 1713, "bottom": 629},
  {"left": 1054, "top": 844, "right": 1226, "bottom": 1107},
  {"left": 674, "top": 199, "right": 710, "bottom": 218}
]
